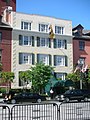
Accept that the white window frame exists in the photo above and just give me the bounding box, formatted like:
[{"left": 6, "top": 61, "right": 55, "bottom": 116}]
[
  {"left": 21, "top": 21, "right": 31, "bottom": 30},
  {"left": 22, "top": 53, "right": 32, "bottom": 64},
  {"left": 55, "top": 26, "right": 64, "bottom": 35},
  {"left": 23, "top": 36, "right": 32, "bottom": 46},
  {"left": 78, "top": 58, "right": 85, "bottom": 65},
  {"left": 39, "top": 24, "right": 48, "bottom": 33},
  {"left": 39, "top": 54, "right": 49, "bottom": 65},
  {"left": 56, "top": 56, "right": 65, "bottom": 66},
  {"left": 40, "top": 38, "right": 49, "bottom": 47},
  {"left": 56, "top": 73, "right": 65, "bottom": 80},
  {"left": 56, "top": 39, "right": 65, "bottom": 48}
]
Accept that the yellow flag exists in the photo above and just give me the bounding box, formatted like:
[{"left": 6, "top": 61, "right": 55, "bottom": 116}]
[{"left": 49, "top": 25, "right": 55, "bottom": 39}]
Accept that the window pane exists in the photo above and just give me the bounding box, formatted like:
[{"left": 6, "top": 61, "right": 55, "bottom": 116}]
[
  {"left": 56, "top": 73, "right": 65, "bottom": 80},
  {"left": 40, "top": 38, "right": 49, "bottom": 47},
  {"left": 39, "top": 24, "right": 48, "bottom": 33},
  {"left": 79, "top": 41, "right": 85, "bottom": 50},
  {"left": 22, "top": 53, "right": 32, "bottom": 64},
  {"left": 55, "top": 26, "right": 64, "bottom": 35},
  {"left": 24, "top": 36, "right": 28, "bottom": 45},
  {"left": 21, "top": 21, "right": 31, "bottom": 30},
  {"left": 39, "top": 54, "right": 49, "bottom": 65},
  {"left": 55, "top": 56, "right": 65, "bottom": 66}
]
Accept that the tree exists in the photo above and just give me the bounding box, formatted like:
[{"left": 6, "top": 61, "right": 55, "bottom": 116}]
[
  {"left": 66, "top": 71, "right": 81, "bottom": 89},
  {"left": 29, "top": 63, "right": 54, "bottom": 93},
  {"left": 1, "top": 72, "right": 14, "bottom": 92},
  {"left": 19, "top": 70, "right": 31, "bottom": 89}
]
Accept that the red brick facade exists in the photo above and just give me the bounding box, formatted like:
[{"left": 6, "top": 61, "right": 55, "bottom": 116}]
[
  {"left": 73, "top": 24, "right": 90, "bottom": 67},
  {"left": 0, "top": 26, "right": 12, "bottom": 72}
]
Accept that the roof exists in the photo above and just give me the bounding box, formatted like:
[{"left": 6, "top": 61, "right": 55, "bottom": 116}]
[{"left": 72, "top": 24, "right": 84, "bottom": 31}]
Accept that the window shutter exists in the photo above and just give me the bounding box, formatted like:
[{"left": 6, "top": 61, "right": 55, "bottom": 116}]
[
  {"left": 32, "top": 53, "right": 35, "bottom": 65},
  {"left": 54, "top": 39, "right": 57, "bottom": 48},
  {"left": 37, "top": 54, "right": 40, "bottom": 63},
  {"left": 37, "top": 37, "right": 40, "bottom": 47},
  {"left": 32, "top": 36, "right": 34, "bottom": 46},
  {"left": 64, "top": 40, "right": 67, "bottom": 49},
  {"left": 19, "top": 53, "right": 22, "bottom": 64},
  {"left": 39, "top": 24, "right": 40, "bottom": 31},
  {"left": 54, "top": 55, "right": 56, "bottom": 66},
  {"left": 65, "top": 56, "right": 68, "bottom": 66},
  {"left": 19, "top": 35, "right": 23, "bottom": 45},
  {"left": 49, "top": 38, "right": 51, "bottom": 48},
  {"left": 54, "top": 72, "right": 56, "bottom": 78},
  {"left": 49, "top": 55, "right": 52, "bottom": 65}
]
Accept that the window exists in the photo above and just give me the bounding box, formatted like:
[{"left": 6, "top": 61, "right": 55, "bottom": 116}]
[
  {"left": 56, "top": 73, "right": 65, "bottom": 80},
  {"left": 0, "top": 50, "right": 2, "bottom": 62},
  {"left": 55, "top": 39, "right": 67, "bottom": 49},
  {"left": 54, "top": 55, "right": 65, "bottom": 66},
  {"left": 55, "top": 26, "right": 64, "bottom": 34},
  {"left": 37, "top": 54, "right": 49, "bottom": 65},
  {"left": 37, "top": 37, "right": 51, "bottom": 48},
  {"left": 40, "top": 38, "right": 49, "bottom": 47},
  {"left": 39, "top": 24, "right": 48, "bottom": 33},
  {"left": 19, "top": 53, "right": 34, "bottom": 65},
  {"left": 19, "top": 35, "right": 34, "bottom": 46},
  {"left": 23, "top": 36, "right": 33, "bottom": 46},
  {"left": 78, "top": 57, "right": 85, "bottom": 65},
  {"left": 21, "top": 21, "right": 31, "bottom": 30},
  {"left": 0, "top": 32, "right": 2, "bottom": 42},
  {"left": 79, "top": 41, "right": 85, "bottom": 50},
  {"left": 23, "top": 53, "right": 32, "bottom": 64}
]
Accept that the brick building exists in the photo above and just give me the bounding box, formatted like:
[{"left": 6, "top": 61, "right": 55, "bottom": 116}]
[{"left": 73, "top": 24, "right": 90, "bottom": 68}]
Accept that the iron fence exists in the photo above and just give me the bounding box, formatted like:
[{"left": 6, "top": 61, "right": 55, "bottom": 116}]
[
  {"left": 0, "top": 105, "right": 10, "bottom": 120},
  {"left": 59, "top": 101, "right": 90, "bottom": 120},
  {"left": 0, "top": 101, "right": 90, "bottom": 120},
  {"left": 11, "top": 103, "right": 58, "bottom": 120}
]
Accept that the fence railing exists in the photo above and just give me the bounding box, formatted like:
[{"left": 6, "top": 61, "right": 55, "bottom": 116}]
[
  {"left": 1, "top": 101, "right": 90, "bottom": 120},
  {"left": 0, "top": 105, "right": 10, "bottom": 120}
]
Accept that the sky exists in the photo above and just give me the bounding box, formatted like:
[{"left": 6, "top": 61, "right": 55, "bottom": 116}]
[{"left": 16, "top": 0, "right": 90, "bottom": 30}]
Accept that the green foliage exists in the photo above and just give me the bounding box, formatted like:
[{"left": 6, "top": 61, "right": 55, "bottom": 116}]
[
  {"left": 1, "top": 72, "right": 14, "bottom": 83},
  {"left": 29, "top": 63, "right": 54, "bottom": 93},
  {"left": 87, "top": 67, "right": 90, "bottom": 82},
  {"left": 19, "top": 70, "right": 31, "bottom": 83},
  {"left": 0, "top": 72, "right": 14, "bottom": 93},
  {"left": 66, "top": 72, "right": 80, "bottom": 82}
]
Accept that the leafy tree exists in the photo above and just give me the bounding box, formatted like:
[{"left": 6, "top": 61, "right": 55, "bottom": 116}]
[
  {"left": 1, "top": 72, "right": 14, "bottom": 92},
  {"left": 66, "top": 71, "right": 82, "bottom": 89},
  {"left": 29, "top": 63, "right": 54, "bottom": 93},
  {"left": 19, "top": 70, "right": 31, "bottom": 88}
]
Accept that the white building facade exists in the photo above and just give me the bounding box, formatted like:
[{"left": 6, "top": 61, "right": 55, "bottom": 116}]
[{"left": 10, "top": 12, "right": 73, "bottom": 88}]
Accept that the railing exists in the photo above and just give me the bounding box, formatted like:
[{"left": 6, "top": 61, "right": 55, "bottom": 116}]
[
  {"left": 0, "top": 105, "right": 10, "bottom": 120},
  {"left": 0, "top": 101, "right": 90, "bottom": 120}
]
